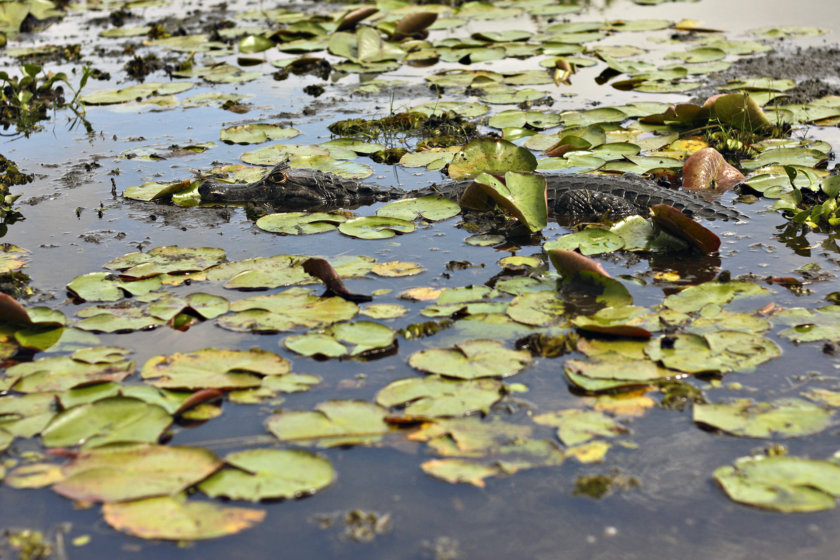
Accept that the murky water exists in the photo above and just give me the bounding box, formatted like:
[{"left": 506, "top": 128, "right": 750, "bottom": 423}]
[{"left": 1, "top": 0, "right": 840, "bottom": 558}]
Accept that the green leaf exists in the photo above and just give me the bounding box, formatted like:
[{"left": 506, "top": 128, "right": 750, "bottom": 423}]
[
  {"left": 376, "top": 376, "right": 504, "bottom": 417},
  {"left": 54, "top": 443, "right": 222, "bottom": 503},
  {"left": 694, "top": 399, "right": 832, "bottom": 438},
  {"left": 408, "top": 339, "right": 531, "bottom": 379},
  {"left": 448, "top": 138, "right": 537, "bottom": 180},
  {"left": 266, "top": 400, "right": 389, "bottom": 447},
  {"left": 41, "top": 397, "right": 171, "bottom": 449},
  {"left": 198, "top": 449, "right": 334, "bottom": 501}
]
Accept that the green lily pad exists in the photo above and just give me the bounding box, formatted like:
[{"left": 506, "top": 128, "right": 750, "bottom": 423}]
[
  {"left": 694, "top": 398, "right": 832, "bottom": 438},
  {"left": 565, "top": 358, "right": 679, "bottom": 392},
  {"left": 141, "top": 348, "right": 290, "bottom": 390},
  {"left": 645, "top": 331, "right": 780, "bottom": 374},
  {"left": 220, "top": 289, "right": 358, "bottom": 333},
  {"left": 376, "top": 376, "right": 504, "bottom": 418},
  {"left": 410, "top": 101, "right": 489, "bottom": 118},
  {"left": 663, "top": 281, "right": 769, "bottom": 313},
  {"left": 377, "top": 197, "right": 461, "bottom": 222},
  {"left": 715, "top": 455, "right": 840, "bottom": 512},
  {"left": 741, "top": 147, "right": 827, "bottom": 170},
  {"left": 105, "top": 246, "right": 226, "bottom": 279},
  {"left": 256, "top": 212, "right": 347, "bottom": 235},
  {"left": 283, "top": 321, "right": 395, "bottom": 358},
  {"left": 266, "top": 400, "right": 389, "bottom": 447},
  {"left": 545, "top": 229, "right": 624, "bottom": 256},
  {"left": 123, "top": 180, "right": 195, "bottom": 202},
  {"left": 5, "top": 355, "right": 135, "bottom": 393},
  {"left": 41, "top": 397, "right": 171, "bottom": 449},
  {"left": 409, "top": 339, "right": 531, "bottom": 380},
  {"left": 54, "top": 443, "right": 222, "bottom": 503},
  {"left": 198, "top": 449, "right": 334, "bottom": 502},
  {"left": 338, "top": 216, "right": 415, "bottom": 239},
  {"left": 505, "top": 291, "right": 566, "bottom": 327},
  {"left": 448, "top": 138, "right": 537, "bottom": 180}
]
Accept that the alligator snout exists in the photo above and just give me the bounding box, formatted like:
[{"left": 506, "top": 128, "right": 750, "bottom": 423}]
[{"left": 198, "top": 180, "right": 228, "bottom": 202}]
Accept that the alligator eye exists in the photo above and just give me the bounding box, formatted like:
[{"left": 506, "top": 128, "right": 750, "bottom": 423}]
[{"left": 268, "top": 170, "right": 288, "bottom": 183}]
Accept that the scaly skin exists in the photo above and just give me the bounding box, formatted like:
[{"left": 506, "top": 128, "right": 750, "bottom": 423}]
[{"left": 198, "top": 162, "right": 743, "bottom": 221}]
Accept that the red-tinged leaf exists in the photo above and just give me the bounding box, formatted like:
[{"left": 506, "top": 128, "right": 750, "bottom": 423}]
[
  {"left": 302, "top": 258, "right": 372, "bottom": 303},
  {"left": 0, "top": 293, "right": 32, "bottom": 325},
  {"left": 650, "top": 204, "right": 721, "bottom": 253},
  {"left": 394, "top": 12, "right": 437, "bottom": 39},
  {"left": 766, "top": 276, "right": 803, "bottom": 287},
  {"left": 547, "top": 249, "right": 612, "bottom": 279},
  {"left": 574, "top": 324, "right": 652, "bottom": 339},
  {"left": 336, "top": 6, "right": 378, "bottom": 31},
  {"left": 682, "top": 147, "right": 745, "bottom": 191},
  {"left": 174, "top": 389, "right": 224, "bottom": 417}
]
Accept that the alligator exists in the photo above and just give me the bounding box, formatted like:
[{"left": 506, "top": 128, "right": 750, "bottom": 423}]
[{"left": 198, "top": 161, "right": 742, "bottom": 222}]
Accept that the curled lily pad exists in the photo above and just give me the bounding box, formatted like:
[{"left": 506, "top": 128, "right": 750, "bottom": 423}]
[
  {"left": 266, "top": 400, "right": 389, "bottom": 447},
  {"left": 408, "top": 339, "right": 531, "bottom": 380},
  {"left": 198, "top": 449, "right": 334, "bottom": 502},
  {"left": 694, "top": 398, "right": 831, "bottom": 438},
  {"left": 376, "top": 376, "right": 504, "bottom": 418},
  {"left": 460, "top": 172, "right": 548, "bottom": 232},
  {"left": 715, "top": 455, "right": 840, "bottom": 512}
]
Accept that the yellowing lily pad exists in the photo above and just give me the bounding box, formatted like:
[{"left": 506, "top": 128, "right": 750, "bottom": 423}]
[
  {"left": 533, "top": 409, "right": 628, "bottom": 446},
  {"left": 54, "top": 443, "right": 222, "bottom": 503},
  {"left": 103, "top": 495, "right": 264, "bottom": 540},
  {"left": 141, "top": 348, "right": 290, "bottom": 390},
  {"left": 376, "top": 376, "right": 504, "bottom": 418},
  {"left": 448, "top": 138, "right": 537, "bottom": 180},
  {"left": 220, "top": 123, "right": 300, "bottom": 144}
]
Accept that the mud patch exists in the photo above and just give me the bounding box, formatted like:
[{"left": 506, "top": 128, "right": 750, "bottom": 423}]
[{"left": 696, "top": 45, "right": 840, "bottom": 103}]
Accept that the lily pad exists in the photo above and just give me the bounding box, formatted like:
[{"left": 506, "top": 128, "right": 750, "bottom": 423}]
[
  {"left": 377, "top": 197, "right": 460, "bottom": 222},
  {"left": 41, "top": 397, "right": 171, "bottom": 449},
  {"left": 460, "top": 172, "right": 548, "bottom": 232},
  {"left": 220, "top": 123, "right": 300, "bottom": 144},
  {"left": 103, "top": 496, "right": 264, "bottom": 540},
  {"left": 219, "top": 289, "right": 358, "bottom": 333},
  {"left": 54, "top": 443, "right": 222, "bottom": 503},
  {"left": 533, "top": 409, "right": 629, "bottom": 446},
  {"left": 256, "top": 212, "right": 347, "bottom": 235},
  {"left": 448, "top": 138, "right": 537, "bottom": 180},
  {"left": 266, "top": 400, "right": 389, "bottom": 447},
  {"left": 715, "top": 455, "right": 840, "bottom": 512},
  {"left": 409, "top": 339, "right": 531, "bottom": 380},
  {"left": 141, "top": 348, "right": 290, "bottom": 390},
  {"left": 376, "top": 376, "right": 504, "bottom": 418},
  {"left": 694, "top": 398, "right": 831, "bottom": 438},
  {"left": 338, "top": 216, "right": 415, "bottom": 239},
  {"left": 283, "top": 321, "right": 396, "bottom": 358},
  {"left": 198, "top": 449, "right": 334, "bottom": 502}
]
